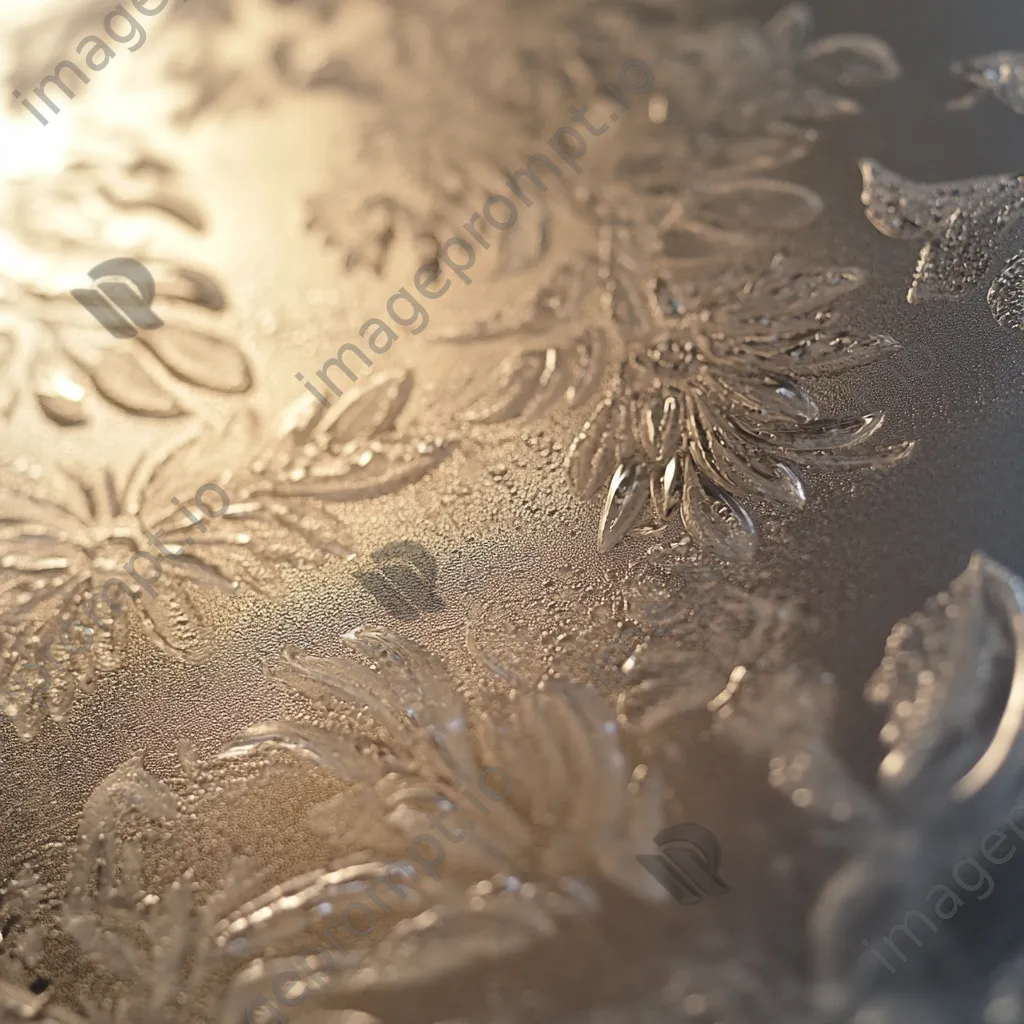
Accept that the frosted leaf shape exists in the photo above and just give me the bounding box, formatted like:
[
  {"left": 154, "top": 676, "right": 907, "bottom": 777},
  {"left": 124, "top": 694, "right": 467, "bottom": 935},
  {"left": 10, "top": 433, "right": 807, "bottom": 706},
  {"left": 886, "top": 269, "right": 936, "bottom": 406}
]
[
  {"left": 85, "top": 349, "right": 186, "bottom": 418},
  {"left": 988, "top": 250, "right": 1024, "bottom": 331},
  {"left": 812, "top": 555, "right": 1024, "bottom": 1024},
  {"left": 213, "top": 862, "right": 432, "bottom": 959},
  {"left": 286, "top": 370, "right": 416, "bottom": 445},
  {"left": 0, "top": 147, "right": 253, "bottom": 426},
  {"left": 266, "top": 374, "right": 449, "bottom": 504},
  {"left": 780, "top": 331, "right": 901, "bottom": 376},
  {"left": 29, "top": 356, "right": 88, "bottom": 427},
  {"left": 10, "top": 758, "right": 260, "bottom": 1024},
  {"left": 800, "top": 34, "right": 903, "bottom": 88},
  {"left": 74, "top": 758, "right": 177, "bottom": 861},
  {"left": 461, "top": 340, "right": 606, "bottom": 426},
  {"left": 152, "top": 264, "right": 228, "bottom": 312},
  {"left": 464, "top": 350, "right": 554, "bottom": 424},
  {"left": 686, "top": 178, "right": 825, "bottom": 233},
  {"left": 0, "top": 376, "right": 448, "bottom": 736},
  {"left": 265, "top": 634, "right": 473, "bottom": 771},
  {"left": 859, "top": 158, "right": 1024, "bottom": 303},
  {"left": 269, "top": 439, "right": 449, "bottom": 502},
  {"left": 221, "top": 721, "right": 381, "bottom": 782},
  {"left": 224, "top": 632, "right": 668, "bottom": 979},
  {"left": 951, "top": 51, "right": 1024, "bottom": 114},
  {"left": 681, "top": 457, "right": 757, "bottom": 563},
  {"left": 565, "top": 398, "right": 622, "bottom": 501},
  {"left": 598, "top": 463, "right": 650, "bottom": 553},
  {"left": 139, "top": 327, "right": 252, "bottom": 394},
  {"left": 216, "top": 895, "right": 557, "bottom": 1014}
]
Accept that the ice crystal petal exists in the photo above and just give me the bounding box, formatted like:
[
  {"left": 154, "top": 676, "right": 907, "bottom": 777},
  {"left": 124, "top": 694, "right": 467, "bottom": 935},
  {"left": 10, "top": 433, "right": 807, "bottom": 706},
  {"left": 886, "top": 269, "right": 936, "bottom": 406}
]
[{"left": 988, "top": 250, "right": 1024, "bottom": 331}]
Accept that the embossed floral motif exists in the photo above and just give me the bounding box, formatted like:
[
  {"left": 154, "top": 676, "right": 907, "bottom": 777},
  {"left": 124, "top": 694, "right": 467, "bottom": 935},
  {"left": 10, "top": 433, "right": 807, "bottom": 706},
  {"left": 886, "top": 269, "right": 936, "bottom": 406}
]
[
  {"left": 0, "top": 371, "right": 448, "bottom": 738},
  {"left": 213, "top": 628, "right": 665, "bottom": 1008},
  {"left": 309, "top": 2, "right": 901, "bottom": 278},
  {"left": 811, "top": 554, "right": 1024, "bottom": 1024},
  {"left": 305, "top": 0, "right": 592, "bottom": 280},
  {"left": 573, "top": 255, "right": 913, "bottom": 559},
  {"left": 609, "top": 2, "right": 900, "bottom": 255},
  {"left": 462, "top": 237, "right": 912, "bottom": 558},
  {"left": 633, "top": 1, "right": 901, "bottom": 135},
  {"left": 0, "top": 756, "right": 253, "bottom": 1024},
  {"left": 0, "top": 149, "right": 252, "bottom": 425}
]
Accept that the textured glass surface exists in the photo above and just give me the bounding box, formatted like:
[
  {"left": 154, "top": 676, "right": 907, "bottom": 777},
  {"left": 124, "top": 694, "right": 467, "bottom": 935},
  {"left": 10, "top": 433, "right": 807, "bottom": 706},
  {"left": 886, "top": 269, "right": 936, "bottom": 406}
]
[{"left": 2, "top": 1, "right": 1024, "bottom": 1022}]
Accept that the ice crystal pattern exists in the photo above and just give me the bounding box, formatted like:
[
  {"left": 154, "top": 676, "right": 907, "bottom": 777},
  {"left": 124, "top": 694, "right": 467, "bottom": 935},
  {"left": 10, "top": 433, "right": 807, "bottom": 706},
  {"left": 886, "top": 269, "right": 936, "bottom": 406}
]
[
  {"left": 0, "top": 148, "right": 251, "bottom": 425},
  {"left": 811, "top": 554, "right": 1024, "bottom": 1024},
  {"left": 862, "top": 53, "right": 1024, "bottom": 332},
  {"left": 859, "top": 159, "right": 1024, "bottom": 331},
  {"left": 0, "top": 371, "right": 448, "bottom": 738},
  {"left": 214, "top": 629, "right": 665, "bottom": 1010}
]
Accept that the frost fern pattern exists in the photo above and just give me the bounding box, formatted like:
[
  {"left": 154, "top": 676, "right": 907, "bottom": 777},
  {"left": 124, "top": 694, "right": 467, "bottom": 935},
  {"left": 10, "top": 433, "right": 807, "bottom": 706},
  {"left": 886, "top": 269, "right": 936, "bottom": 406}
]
[
  {"left": 0, "top": 371, "right": 448, "bottom": 738},
  {"left": 213, "top": 628, "right": 666, "bottom": 1010}
]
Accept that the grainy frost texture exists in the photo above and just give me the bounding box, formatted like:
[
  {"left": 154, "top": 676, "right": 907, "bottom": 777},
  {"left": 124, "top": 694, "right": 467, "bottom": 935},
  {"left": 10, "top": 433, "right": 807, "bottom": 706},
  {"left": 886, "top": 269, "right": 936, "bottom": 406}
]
[
  {"left": 862, "top": 47, "right": 1024, "bottom": 333},
  {"left": 8, "top": 558, "right": 1024, "bottom": 1023},
  {"left": 0, "top": 372, "right": 447, "bottom": 737},
  {"left": 2, "top": 0, "right": 1024, "bottom": 1023}
]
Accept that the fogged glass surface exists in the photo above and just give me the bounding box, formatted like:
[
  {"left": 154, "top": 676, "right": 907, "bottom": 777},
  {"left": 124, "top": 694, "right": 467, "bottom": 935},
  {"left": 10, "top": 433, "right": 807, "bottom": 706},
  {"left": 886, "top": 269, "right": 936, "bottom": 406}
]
[{"left": 2, "top": 1, "right": 1024, "bottom": 1022}]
